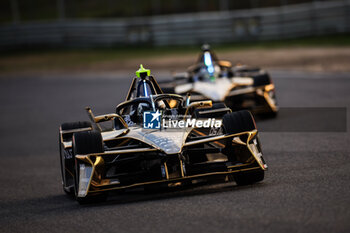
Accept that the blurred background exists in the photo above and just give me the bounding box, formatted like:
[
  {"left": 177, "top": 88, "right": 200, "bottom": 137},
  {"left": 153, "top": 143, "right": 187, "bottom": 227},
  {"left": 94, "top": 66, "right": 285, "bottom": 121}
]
[
  {"left": 1, "top": 0, "right": 349, "bottom": 47},
  {"left": 1, "top": 0, "right": 340, "bottom": 22},
  {"left": 0, "top": 0, "right": 349, "bottom": 74}
]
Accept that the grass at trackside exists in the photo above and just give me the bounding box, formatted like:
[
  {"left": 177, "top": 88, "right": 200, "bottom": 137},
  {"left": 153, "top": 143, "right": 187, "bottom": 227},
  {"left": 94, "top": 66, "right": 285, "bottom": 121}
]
[{"left": 0, "top": 34, "right": 349, "bottom": 73}]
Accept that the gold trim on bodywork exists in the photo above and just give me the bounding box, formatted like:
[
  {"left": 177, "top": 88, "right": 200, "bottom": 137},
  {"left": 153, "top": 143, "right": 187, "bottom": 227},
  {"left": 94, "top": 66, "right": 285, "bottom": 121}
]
[
  {"left": 184, "top": 130, "right": 256, "bottom": 147},
  {"left": 88, "top": 166, "right": 262, "bottom": 193},
  {"left": 94, "top": 113, "right": 128, "bottom": 129},
  {"left": 164, "top": 162, "right": 169, "bottom": 180},
  {"left": 263, "top": 84, "right": 278, "bottom": 112},
  {"left": 245, "top": 131, "right": 266, "bottom": 170},
  {"left": 75, "top": 155, "right": 95, "bottom": 197},
  {"left": 218, "top": 60, "right": 232, "bottom": 68},
  {"left": 72, "top": 127, "right": 266, "bottom": 196},
  {"left": 60, "top": 127, "right": 92, "bottom": 134},
  {"left": 264, "top": 83, "right": 275, "bottom": 92},
  {"left": 179, "top": 160, "right": 185, "bottom": 177},
  {"left": 85, "top": 107, "right": 102, "bottom": 132},
  {"left": 76, "top": 147, "right": 158, "bottom": 158}
]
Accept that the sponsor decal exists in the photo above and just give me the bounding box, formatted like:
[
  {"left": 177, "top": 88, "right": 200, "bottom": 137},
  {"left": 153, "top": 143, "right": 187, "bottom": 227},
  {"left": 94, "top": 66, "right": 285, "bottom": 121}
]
[
  {"left": 143, "top": 110, "right": 161, "bottom": 129},
  {"left": 143, "top": 111, "right": 221, "bottom": 129},
  {"left": 162, "top": 118, "right": 221, "bottom": 128}
]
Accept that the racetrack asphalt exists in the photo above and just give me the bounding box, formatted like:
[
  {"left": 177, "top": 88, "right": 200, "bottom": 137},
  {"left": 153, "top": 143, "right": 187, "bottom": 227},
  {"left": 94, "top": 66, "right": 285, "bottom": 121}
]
[{"left": 0, "top": 70, "right": 349, "bottom": 233}]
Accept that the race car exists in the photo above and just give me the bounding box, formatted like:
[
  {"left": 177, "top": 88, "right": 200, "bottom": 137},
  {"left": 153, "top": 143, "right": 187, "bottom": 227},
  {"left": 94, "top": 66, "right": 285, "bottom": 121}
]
[
  {"left": 59, "top": 65, "right": 268, "bottom": 204},
  {"left": 160, "top": 44, "right": 278, "bottom": 117}
]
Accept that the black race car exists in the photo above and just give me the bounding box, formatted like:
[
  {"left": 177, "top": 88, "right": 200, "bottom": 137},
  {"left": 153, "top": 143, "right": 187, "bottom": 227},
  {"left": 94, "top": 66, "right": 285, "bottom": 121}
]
[
  {"left": 59, "top": 65, "right": 268, "bottom": 204},
  {"left": 160, "top": 44, "right": 278, "bottom": 117}
]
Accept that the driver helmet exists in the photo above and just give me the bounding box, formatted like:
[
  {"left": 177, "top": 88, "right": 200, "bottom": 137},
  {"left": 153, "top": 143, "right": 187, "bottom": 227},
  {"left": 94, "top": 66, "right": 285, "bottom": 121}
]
[{"left": 200, "top": 44, "right": 220, "bottom": 81}]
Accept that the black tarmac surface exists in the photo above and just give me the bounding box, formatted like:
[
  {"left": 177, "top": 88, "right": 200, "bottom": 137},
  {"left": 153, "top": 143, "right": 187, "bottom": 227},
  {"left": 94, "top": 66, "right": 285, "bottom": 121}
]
[{"left": 0, "top": 70, "right": 349, "bottom": 233}]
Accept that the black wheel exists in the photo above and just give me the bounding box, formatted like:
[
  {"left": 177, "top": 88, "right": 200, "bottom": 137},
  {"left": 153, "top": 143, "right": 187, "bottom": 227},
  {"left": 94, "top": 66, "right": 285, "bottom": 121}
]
[
  {"left": 161, "top": 87, "right": 175, "bottom": 94},
  {"left": 189, "top": 103, "right": 229, "bottom": 164},
  {"left": 233, "top": 66, "right": 261, "bottom": 74},
  {"left": 72, "top": 131, "right": 107, "bottom": 204},
  {"left": 187, "top": 103, "right": 230, "bottom": 164},
  {"left": 59, "top": 121, "right": 92, "bottom": 195},
  {"left": 253, "top": 73, "right": 271, "bottom": 87},
  {"left": 234, "top": 170, "right": 264, "bottom": 186},
  {"left": 222, "top": 110, "right": 264, "bottom": 185},
  {"left": 222, "top": 110, "right": 256, "bottom": 134},
  {"left": 222, "top": 110, "right": 256, "bottom": 162},
  {"left": 194, "top": 103, "right": 229, "bottom": 119},
  {"left": 252, "top": 73, "right": 278, "bottom": 117},
  {"left": 258, "top": 110, "right": 278, "bottom": 119}
]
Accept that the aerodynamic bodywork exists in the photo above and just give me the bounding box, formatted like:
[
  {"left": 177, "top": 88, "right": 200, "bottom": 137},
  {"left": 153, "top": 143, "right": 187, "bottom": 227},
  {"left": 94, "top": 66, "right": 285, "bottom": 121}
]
[
  {"left": 160, "top": 44, "right": 278, "bottom": 116},
  {"left": 59, "top": 65, "right": 268, "bottom": 204}
]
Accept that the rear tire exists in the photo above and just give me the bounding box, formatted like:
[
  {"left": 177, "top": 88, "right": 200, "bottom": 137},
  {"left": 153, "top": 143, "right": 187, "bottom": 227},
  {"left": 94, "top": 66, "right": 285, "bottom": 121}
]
[
  {"left": 253, "top": 73, "right": 271, "bottom": 87},
  {"left": 72, "top": 131, "right": 107, "bottom": 204},
  {"left": 253, "top": 74, "right": 278, "bottom": 117},
  {"left": 161, "top": 87, "right": 175, "bottom": 94}
]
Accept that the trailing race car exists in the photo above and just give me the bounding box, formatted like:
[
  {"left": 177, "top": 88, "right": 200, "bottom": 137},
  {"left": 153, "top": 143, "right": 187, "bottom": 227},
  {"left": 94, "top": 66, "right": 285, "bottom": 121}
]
[
  {"left": 59, "top": 65, "right": 268, "bottom": 204},
  {"left": 160, "top": 44, "right": 278, "bottom": 117}
]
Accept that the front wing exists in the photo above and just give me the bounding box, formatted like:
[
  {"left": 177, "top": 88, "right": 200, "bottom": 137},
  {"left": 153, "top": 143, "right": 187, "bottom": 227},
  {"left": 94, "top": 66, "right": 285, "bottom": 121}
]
[{"left": 74, "top": 129, "right": 267, "bottom": 197}]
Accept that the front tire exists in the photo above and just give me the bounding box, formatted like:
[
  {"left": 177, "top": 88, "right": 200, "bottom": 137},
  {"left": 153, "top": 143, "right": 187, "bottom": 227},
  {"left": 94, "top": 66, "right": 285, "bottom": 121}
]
[
  {"left": 234, "top": 170, "right": 264, "bottom": 186},
  {"left": 72, "top": 131, "right": 107, "bottom": 204},
  {"left": 59, "top": 121, "right": 92, "bottom": 195},
  {"left": 222, "top": 110, "right": 256, "bottom": 134},
  {"left": 222, "top": 110, "right": 265, "bottom": 185},
  {"left": 194, "top": 103, "right": 229, "bottom": 119},
  {"left": 253, "top": 73, "right": 271, "bottom": 87}
]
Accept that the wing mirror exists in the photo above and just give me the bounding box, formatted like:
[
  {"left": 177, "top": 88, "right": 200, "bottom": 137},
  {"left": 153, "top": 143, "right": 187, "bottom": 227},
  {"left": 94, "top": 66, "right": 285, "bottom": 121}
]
[{"left": 184, "top": 100, "right": 212, "bottom": 116}]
